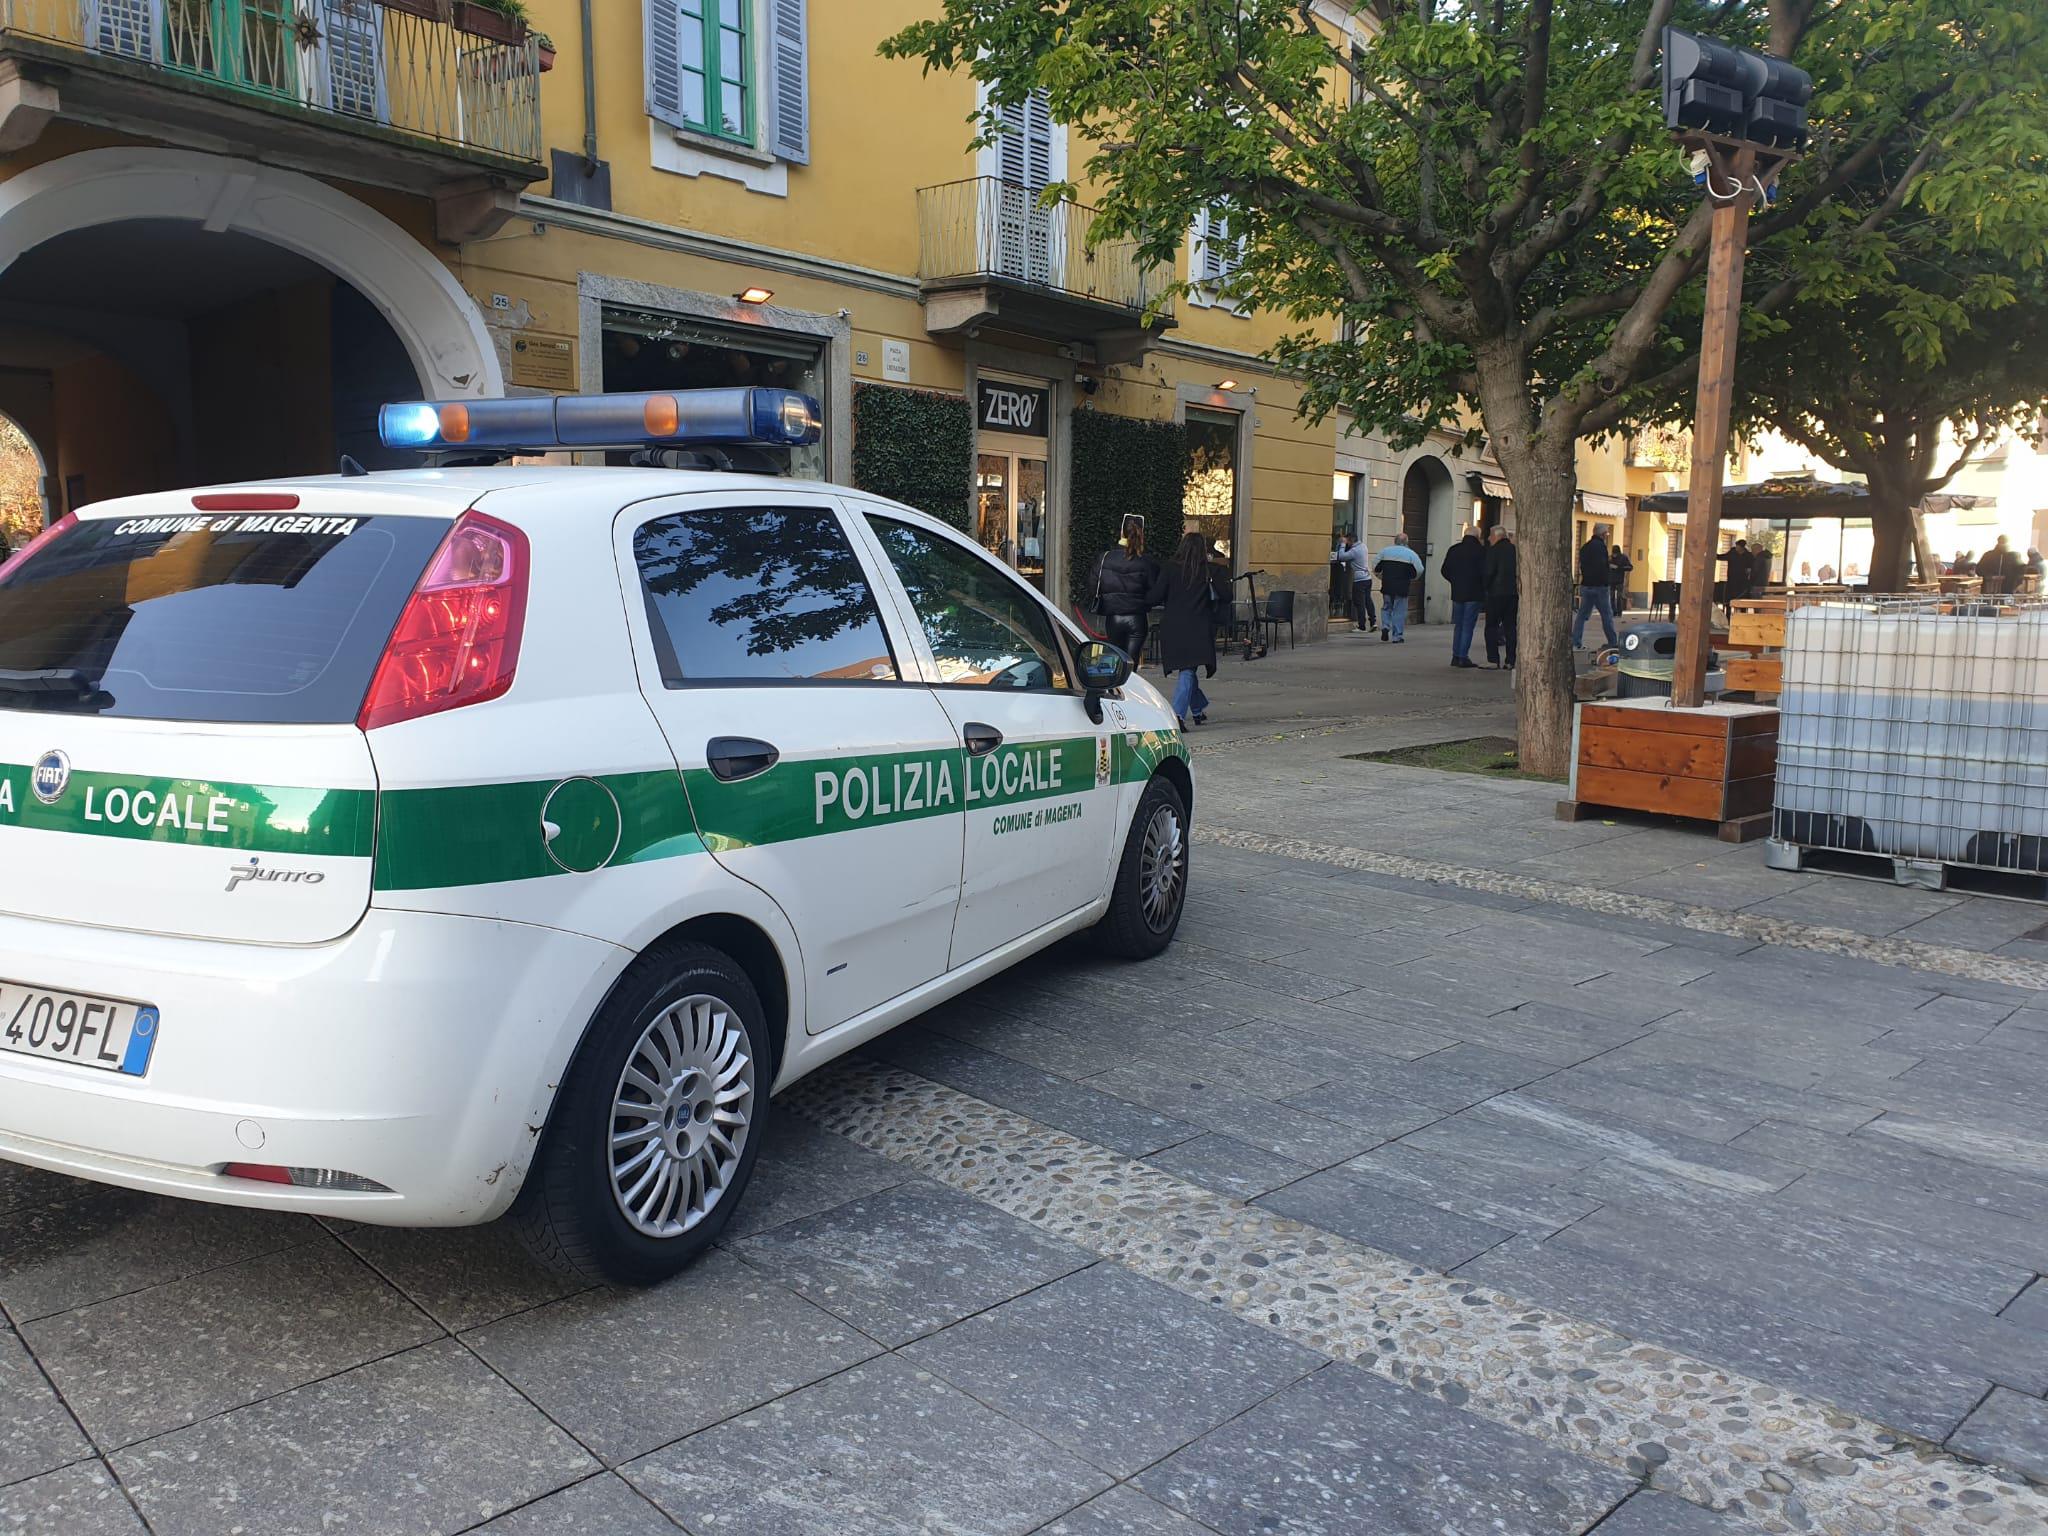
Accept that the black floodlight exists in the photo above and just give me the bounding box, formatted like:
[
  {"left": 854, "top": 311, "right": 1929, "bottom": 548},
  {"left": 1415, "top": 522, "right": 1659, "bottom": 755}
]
[{"left": 1662, "top": 28, "right": 1812, "bottom": 150}]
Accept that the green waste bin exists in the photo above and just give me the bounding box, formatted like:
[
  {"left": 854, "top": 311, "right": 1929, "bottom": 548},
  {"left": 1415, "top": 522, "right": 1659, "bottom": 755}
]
[{"left": 1617, "top": 623, "right": 1677, "bottom": 698}]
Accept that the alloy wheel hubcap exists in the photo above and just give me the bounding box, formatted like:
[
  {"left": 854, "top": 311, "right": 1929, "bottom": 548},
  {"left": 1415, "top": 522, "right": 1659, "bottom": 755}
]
[
  {"left": 608, "top": 994, "right": 754, "bottom": 1238},
  {"left": 1139, "top": 804, "right": 1186, "bottom": 932}
]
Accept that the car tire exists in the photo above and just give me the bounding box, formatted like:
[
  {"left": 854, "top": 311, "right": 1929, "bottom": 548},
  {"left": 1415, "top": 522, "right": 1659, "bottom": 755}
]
[
  {"left": 1094, "top": 774, "right": 1190, "bottom": 958},
  {"left": 514, "top": 941, "right": 769, "bottom": 1286}
]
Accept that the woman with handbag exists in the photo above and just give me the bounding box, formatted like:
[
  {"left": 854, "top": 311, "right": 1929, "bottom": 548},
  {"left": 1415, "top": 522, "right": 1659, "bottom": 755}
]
[
  {"left": 1091, "top": 515, "right": 1158, "bottom": 666},
  {"left": 1155, "top": 532, "right": 1224, "bottom": 727}
]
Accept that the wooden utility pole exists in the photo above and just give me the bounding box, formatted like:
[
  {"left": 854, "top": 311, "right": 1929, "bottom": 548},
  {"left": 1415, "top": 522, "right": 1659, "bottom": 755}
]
[{"left": 1670, "top": 142, "right": 1760, "bottom": 709}]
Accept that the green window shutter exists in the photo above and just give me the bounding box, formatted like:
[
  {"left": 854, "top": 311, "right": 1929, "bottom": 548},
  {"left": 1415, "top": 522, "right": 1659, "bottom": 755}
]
[
  {"left": 646, "top": 0, "right": 685, "bottom": 128},
  {"left": 765, "top": 0, "right": 808, "bottom": 163}
]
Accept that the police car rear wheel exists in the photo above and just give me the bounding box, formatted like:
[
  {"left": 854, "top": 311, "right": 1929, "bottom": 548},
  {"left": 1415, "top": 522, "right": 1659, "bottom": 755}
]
[
  {"left": 515, "top": 942, "right": 768, "bottom": 1285},
  {"left": 1095, "top": 776, "right": 1188, "bottom": 958}
]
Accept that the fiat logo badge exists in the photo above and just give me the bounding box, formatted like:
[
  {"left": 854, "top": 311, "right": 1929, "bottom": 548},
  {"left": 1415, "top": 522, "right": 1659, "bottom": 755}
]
[{"left": 30, "top": 749, "right": 70, "bottom": 805}]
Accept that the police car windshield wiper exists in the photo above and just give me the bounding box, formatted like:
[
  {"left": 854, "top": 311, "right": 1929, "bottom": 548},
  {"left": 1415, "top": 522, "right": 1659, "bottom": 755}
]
[{"left": 0, "top": 668, "right": 113, "bottom": 709}]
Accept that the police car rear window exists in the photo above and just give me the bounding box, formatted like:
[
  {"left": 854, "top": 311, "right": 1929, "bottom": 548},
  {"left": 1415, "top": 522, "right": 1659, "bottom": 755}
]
[{"left": 0, "top": 512, "right": 448, "bottom": 723}]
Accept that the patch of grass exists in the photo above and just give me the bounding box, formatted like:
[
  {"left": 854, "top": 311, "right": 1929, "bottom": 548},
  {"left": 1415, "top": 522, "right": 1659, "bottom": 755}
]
[{"left": 1345, "top": 735, "right": 1562, "bottom": 783}]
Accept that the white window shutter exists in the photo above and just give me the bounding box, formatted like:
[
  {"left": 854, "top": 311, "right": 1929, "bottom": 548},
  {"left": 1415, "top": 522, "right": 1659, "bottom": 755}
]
[
  {"left": 322, "top": 0, "right": 384, "bottom": 120},
  {"left": 89, "top": 0, "right": 159, "bottom": 60},
  {"left": 994, "top": 88, "right": 1053, "bottom": 193},
  {"left": 646, "top": 0, "right": 685, "bottom": 128},
  {"left": 765, "top": 0, "right": 808, "bottom": 163}
]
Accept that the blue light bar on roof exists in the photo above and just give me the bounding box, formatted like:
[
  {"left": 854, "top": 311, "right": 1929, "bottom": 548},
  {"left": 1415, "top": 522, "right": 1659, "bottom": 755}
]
[{"left": 376, "top": 388, "right": 824, "bottom": 452}]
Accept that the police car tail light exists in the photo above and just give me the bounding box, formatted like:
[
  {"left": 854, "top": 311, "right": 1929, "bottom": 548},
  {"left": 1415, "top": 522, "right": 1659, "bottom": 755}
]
[
  {"left": 0, "top": 513, "right": 76, "bottom": 587},
  {"left": 357, "top": 509, "right": 530, "bottom": 731}
]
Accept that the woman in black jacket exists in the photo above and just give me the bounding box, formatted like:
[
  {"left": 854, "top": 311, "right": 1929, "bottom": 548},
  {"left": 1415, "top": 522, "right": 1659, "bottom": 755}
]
[
  {"left": 1154, "top": 532, "right": 1227, "bottom": 726},
  {"left": 1091, "top": 518, "right": 1159, "bottom": 665}
]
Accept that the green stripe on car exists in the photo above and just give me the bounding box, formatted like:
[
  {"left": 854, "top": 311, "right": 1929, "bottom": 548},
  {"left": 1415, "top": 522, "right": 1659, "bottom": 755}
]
[
  {"left": 0, "top": 726, "right": 1185, "bottom": 891},
  {"left": 0, "top": 763, "right": 373, "bottom": 857}
]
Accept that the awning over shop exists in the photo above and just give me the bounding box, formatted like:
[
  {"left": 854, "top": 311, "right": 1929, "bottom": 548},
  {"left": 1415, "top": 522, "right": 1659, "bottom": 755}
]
[
  {"left": 1475, "top": 475, "right": 1513, "bottom": 500},
  {"left": 1639, "top": 474, "right": 1872, "bottom": 521},
  {"left": 1580, "top": 490, "right": 1626, "bottom": 521}
]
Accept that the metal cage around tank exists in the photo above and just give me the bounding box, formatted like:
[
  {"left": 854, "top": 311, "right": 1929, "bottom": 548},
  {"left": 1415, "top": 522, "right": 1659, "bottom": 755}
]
[{"left": 1771, "top": 592, "right": 2048, "bottom": 880}]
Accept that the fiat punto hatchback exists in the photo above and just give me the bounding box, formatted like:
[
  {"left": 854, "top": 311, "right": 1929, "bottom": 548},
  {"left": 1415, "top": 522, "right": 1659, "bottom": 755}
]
[{"left": 0, "top": 389, "right": 1190, "bottom": 1283}]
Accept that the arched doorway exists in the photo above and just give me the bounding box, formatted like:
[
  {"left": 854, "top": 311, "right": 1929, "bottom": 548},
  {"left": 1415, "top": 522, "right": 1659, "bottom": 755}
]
[
  {"left": 1400, "top": 455, "right": 1455, "bottom": 623},
  {"left": 0, "top": 148, "right": 500, "bottom": 506}
]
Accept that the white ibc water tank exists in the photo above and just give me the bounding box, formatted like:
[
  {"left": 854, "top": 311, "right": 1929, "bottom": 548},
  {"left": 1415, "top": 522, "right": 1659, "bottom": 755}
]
[{"left": 1776, "top": 599, "right": 2048, "bottom": 870}]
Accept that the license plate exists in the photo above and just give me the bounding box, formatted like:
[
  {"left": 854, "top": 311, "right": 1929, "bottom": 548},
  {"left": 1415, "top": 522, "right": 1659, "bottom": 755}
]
[{"left": 0, "top": 982, "right": 158, "bottom": 1076}]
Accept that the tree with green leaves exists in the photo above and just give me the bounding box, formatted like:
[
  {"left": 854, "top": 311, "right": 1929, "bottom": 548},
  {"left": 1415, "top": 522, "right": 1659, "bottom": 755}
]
[
  {"left": 884, "top": 0, "right": 2048, "bottom": 774},
  {"left": 1725, "top": 224, "right": 2048, "bottom": 590}
]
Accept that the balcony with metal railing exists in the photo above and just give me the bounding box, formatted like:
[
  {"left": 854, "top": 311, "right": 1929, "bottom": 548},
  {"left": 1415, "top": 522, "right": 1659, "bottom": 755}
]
[
  {"left": 0, "top": 0, "right": 543, "bottom": 237},
  {"left": 915, "top": 176, "right": 1174, "bottom": 363}
]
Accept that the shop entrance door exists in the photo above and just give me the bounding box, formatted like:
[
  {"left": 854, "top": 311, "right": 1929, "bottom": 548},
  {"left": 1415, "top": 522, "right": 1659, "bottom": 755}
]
[{"left": 975, "top": 445, "right": 1048, "bottom": 591}]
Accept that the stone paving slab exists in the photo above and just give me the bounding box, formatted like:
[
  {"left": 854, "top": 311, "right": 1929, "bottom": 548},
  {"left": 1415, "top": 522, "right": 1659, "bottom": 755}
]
[
  {"left": 902, "top": 1263, "right": 1323, "bottom": 1479},
  {"left": 1036, "top": 1485, "right": 1224, "bottom": 1536},
  {"left": 110, "top": 1340, "right": 594, "bottom": 1536},
  {"left": 329, "top": 1217, "right": 586, "bottom": 1334},
  {"left": 1952, "top": 1389, "right": 2048, "bottom": 1486},
  {"left": 1142, "top": 1133, "right": 1313, "bottom": 1200},
  {"left": 623, "top": 1353, "right": 1111, "bottom": 1536},
  {"left": 0, "top": 1190, "right": 314, "bottom": 1324},
  {"left": 1254, "top": 1166, "right": 1513, "bottom": 1270},
  {"left": 1133, "top": 1362, "right": 1635, "bottom": 1536},
  {"left": 21, "top": 1235, "right": 438, "bottom": 1448},
  {"left": 0, "top": 1462, "right": 145, "bottom": 1536},
  {"left": 464, "top": 1249, "right": 880, "bottom": 1464},
  {"left": 0, "top": 1328, "right": 88, "bottom": 1485},
  {"left": 732, "top": 1181, "right": 1094, "bottom": 1346},
  {"left": 468, "top": 1473, "right": 681, "bottom": 1534}
]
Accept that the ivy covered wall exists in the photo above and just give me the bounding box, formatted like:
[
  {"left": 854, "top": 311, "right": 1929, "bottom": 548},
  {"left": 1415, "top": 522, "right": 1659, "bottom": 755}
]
[
  {"left": 850, "top": 383, "right": 974, "bottom": 532},
  {"left": 1069, "top": 409, "right": 1189, "bottom": 602}
]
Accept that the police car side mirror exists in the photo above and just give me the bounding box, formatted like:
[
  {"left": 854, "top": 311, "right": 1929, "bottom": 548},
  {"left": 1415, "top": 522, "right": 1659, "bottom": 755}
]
[{"left": 1077, "top": 640, "right": 1131, "bottom": 723}]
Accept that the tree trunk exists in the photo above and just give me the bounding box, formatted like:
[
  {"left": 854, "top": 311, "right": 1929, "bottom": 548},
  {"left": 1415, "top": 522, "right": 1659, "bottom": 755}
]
[
  {"left": 1910, "top": 505, "right": 1939, "bottom": 584},
  {"left": 1504, "top": 439, "right": 1581, "bottom": 781},
  {"left": 1863, "top": 476, "right": 1917, "bottom": 592}
]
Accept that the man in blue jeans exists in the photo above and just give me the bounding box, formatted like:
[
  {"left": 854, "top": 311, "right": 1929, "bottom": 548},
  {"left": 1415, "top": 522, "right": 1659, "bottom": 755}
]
[
  {"left": 1439, "top": 529, "right": 1486, "bottom": 668},
  {"left": 1573, "top": 525, "right": 1620, "bottom": 649},
  {"left": 1374, "top": 535, "right": 1423, "bottom": 641}
]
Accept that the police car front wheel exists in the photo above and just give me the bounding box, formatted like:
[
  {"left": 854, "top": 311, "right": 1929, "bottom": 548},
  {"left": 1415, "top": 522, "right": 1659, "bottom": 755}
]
[
  {"left": 1096, "top": 776, "right": 1190, "bottom": 958},
  {"left": 514, "top": 941, "right": 769, "bottom": 1285}
]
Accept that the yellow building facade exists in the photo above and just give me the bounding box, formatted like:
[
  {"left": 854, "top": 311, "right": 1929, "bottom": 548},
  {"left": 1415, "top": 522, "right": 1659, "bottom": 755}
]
[{"left": 0, "top": 0, "right": 1630, "bottom": 630}]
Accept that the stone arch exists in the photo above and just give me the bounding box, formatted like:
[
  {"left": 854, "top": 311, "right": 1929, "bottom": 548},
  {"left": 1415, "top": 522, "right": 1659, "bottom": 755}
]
[{"left": 0, "top": 146, "right": 500, "bottom": 399}]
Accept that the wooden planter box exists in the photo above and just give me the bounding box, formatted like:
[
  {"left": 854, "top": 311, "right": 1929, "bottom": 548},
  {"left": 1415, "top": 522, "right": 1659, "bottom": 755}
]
[{"left": 1559, "top": 698, "right": 1778, "bottom": 842}]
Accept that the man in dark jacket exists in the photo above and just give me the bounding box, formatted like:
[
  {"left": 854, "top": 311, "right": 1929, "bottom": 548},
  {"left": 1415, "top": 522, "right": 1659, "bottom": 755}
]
[
  {"left": 1979, "top": 535, "right": 2021, "bottom": 595},
  {"left": 1440, "top": 530, "right": 1486, "bottom": 668},
  {"left": 1483, "top": 527, "right": 1518, "bottom": 669},
  {"left": 1572, "top": 526, "right": 1619, "bottom": 649},
  {"left": 1608, "top": 543, "right": 1634, "bottom": 614},
  {"left": 1716, "top": 539, "right": 1755, "bottom": 612}
]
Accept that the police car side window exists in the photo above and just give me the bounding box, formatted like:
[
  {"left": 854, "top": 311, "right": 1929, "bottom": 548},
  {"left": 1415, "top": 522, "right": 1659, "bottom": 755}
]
[
  {"left": 633, "top": 506, "right": 900, "bottom": 685},
  {"left": 865, "top": 517, "right": 1071, "bottom": 691}
]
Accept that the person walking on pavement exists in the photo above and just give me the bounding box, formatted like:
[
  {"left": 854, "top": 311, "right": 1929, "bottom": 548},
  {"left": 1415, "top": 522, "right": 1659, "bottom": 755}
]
[
  {"left": 1375, "top": 534, "right": 1423, "bottom": 642},
  {"left": 1154, "top": 533, "right": 1228, "bottom": 728},
  {"left": 1090, "top": 516, "right": 1159, "bottom": 667},
  {"left": 1572, "top": 525, "right": 1619, "bottom": 650},
  {"left": 1440, "top": 528, "right": 1486, "bottom": 668},
  {"left": 1483, "top": 526, "right": 1518, "bottom": 669},
  {"left": 1330, "top": 533, "right": 1377, "bottom": 634}
]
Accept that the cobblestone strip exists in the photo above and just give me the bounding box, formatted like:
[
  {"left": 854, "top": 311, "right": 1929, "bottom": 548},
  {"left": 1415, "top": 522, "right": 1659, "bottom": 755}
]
[
  {"left": 791, "top": 1061, "right": 2048, "bottom": 1536},
  {"left": 1197, "top": 824, "right": 2048, "bottom": 991}
]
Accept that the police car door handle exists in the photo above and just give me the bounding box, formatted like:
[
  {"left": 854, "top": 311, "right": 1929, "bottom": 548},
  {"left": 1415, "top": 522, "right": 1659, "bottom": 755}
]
[
  {"left": 706, "top": 737, "right": 781, "bottom": 782},
  {"left": 963, "top": 723, "right": 1003, "bottom": 757}
]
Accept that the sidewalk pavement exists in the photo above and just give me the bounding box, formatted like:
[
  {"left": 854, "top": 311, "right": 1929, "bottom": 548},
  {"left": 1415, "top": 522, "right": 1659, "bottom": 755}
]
[{"left": 0, "top": 640, "right": 2044, "bottom": 1536}]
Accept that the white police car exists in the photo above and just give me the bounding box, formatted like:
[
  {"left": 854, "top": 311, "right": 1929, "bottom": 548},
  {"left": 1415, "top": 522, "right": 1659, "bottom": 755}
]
[{"left": 0, "top": 389, "right": 1190, "bottom": 1283}]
